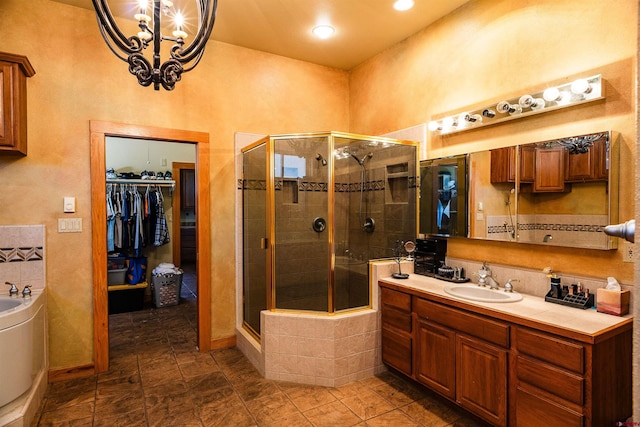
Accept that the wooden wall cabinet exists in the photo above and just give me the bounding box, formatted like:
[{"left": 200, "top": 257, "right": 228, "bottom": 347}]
[
  {"left": 379, "top": 281, "right": 632, "bottom": 427},
  {"left": 565, "top": 137, "right": 609, "bottom": 182},
  {"left": 0, "top": 52, "right": 35, "bottom": 156},
  {"left": 180, "top": 168, "right": 196, "bottom": 210},
  {"left": 490, "top": 146, "right": 535, "bottom": 184},
  {"left": 533, "top": 146, "right": 566, "bottom": 192}
]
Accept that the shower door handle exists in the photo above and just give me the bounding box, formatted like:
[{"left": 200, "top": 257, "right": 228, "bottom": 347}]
[{"left": 260, "top": 237, "right": 268, "bottom": 249}]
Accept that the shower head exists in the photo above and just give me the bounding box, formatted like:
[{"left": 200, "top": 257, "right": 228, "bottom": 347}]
[
  {"left": 315, "top": 153, "right": 327, "bottom": 166},
  {"left": 350, "top": 152, "right": 373, "bottom": 166}
]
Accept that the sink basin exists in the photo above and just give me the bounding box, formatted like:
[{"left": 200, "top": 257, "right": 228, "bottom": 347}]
[{"left": 444, "top": 284, "right": 523, "bottom": 303}]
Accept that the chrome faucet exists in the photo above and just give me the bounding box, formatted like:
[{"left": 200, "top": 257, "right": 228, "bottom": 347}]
[
  {"left": 22, "top": 284, "right": 32, "bottom": 298},
  {"left": 5, "top": 282, "right": 19, "bottom": 297},
  {"left": 477, "top": 262, "right": 492, "bottom": 287},
  {"left": 485, "top": 276, "right": 500, "bottom": 290}
]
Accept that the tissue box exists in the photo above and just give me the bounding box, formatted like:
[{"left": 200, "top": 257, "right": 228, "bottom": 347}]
[{"left": 596, "top": 288, "right": 630, "bottom": 316}]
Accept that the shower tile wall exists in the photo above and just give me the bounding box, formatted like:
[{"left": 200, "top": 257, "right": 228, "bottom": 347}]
[{"left": 0, "top": 225, "right": 46, "bottom": 290}]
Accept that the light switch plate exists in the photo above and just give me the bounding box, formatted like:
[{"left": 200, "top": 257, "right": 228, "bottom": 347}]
[
  {"left": 623, "top": 241, "right": 634, "bottom": 263},
  {"left": 63, "top": 197, "right": 76, "bottom": 213},
  {"left": 58, "top": 218, "right": 82, "bottom": 233}
]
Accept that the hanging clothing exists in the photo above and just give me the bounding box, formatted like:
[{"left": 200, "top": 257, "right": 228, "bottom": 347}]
[{"left": 154, "top": 189, "right": 170, "bottom": 247}]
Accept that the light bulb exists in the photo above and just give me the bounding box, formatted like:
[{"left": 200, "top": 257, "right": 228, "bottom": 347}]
[
  {"left": 543, "top": 87, "right": 561, "bottom": 102},
  {"left": 496, "top": 101, "right": 521, "bottom": 115},
  {"left": 570, "top": 79, "right": 592, "bottom": 95},
  {"left": 442, "top": 116, "right": 457, "bottom": 128},
  {"left": 464, "top": 114, "right": 482, "bottom": 124},
  {"left": 393, "top": 0, "right": 415, "bottom": 11},
  {"left": 482, "top": 109, "right": 496, "bottom": 118},
  {"left": 518, "top": 95, "right": 534, "bottom": 108},
  {"left": 428, "top": 121, "right": 442, "bottom": 132},
  {"left": 312, "top": 25, "right": 335, "bottom": 39},
  {"left": 530, "top": 98, "right": 546, "bottom": 111}
]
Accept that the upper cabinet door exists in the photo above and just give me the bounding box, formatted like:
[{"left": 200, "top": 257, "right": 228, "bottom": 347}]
[
  {"left": 0, "top": 53, "right": 35, "bottom": 156},
  {"left": 534, "top": 147, "right": 566, "bottom": 192}
]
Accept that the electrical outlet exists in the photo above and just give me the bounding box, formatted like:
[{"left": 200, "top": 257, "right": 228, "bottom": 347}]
[{"left": 623, "top": 241, "right": 635, "bottom": 263}]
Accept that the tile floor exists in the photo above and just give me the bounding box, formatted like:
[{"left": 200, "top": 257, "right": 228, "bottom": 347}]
[{"left": 32, "top": 267, "right": 488, "bottom": 427}]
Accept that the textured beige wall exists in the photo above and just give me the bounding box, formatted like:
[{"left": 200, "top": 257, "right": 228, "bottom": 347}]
[
  {"left": 0, "top": 0, "right": 349, "bottom": 369},
  {"left": 350, "top": 0, "right": 637, "bottom": 282}
]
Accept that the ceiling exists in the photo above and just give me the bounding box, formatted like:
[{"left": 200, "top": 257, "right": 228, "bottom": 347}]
[{"left": 52, "top": 0, "right": 469, "bottom": 70}]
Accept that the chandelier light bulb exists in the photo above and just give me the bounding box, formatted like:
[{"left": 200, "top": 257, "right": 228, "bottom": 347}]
[
  {"left": 137, "top": 0, "right": 148, "bottom": 11},
  {"left": 312, "top": 25, "right": 335, "bottom": 39}
]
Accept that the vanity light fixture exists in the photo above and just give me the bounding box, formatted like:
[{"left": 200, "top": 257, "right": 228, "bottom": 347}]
[
  {"left": 91, "top": 0, "right": 218, "bottom": 91},
  {"left": 312, "top": 25, "right": 335, "bottom": 39},
  {"left": 429, "top": 74, "right": 604, "bottom": 135}
]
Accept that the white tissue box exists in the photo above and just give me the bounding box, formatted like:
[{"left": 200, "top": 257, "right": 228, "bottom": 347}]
[{"left": 596, "top": 289, "right": 630, "bottom": 316}]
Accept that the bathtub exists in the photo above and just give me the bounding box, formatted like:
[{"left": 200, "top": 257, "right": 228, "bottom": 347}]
[{"left": 0, "top": 289, "right": 47, "bottom": 427}]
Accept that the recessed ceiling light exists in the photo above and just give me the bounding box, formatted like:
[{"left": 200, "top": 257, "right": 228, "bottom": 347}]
[
  {"left": 312, "top": 25, "right": 335, "bottom": 39},
  {"left": 393, "top": 0, "right": 415, "bottom": 11}
]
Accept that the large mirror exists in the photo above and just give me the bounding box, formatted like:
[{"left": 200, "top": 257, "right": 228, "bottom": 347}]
[
  {"left": 422, "top": 131, "right": 619, "bottom": 250},
  {"left": 419, "top": 155, "right": 468, "bottom": 237}
]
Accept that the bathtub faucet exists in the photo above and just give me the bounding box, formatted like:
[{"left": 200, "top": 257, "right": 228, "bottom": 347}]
[
  {"left": 5, "top": 282, "right": 19, "bottom": 297},
  {"left": 22, "top": 284, "right": 32, "bottom": 298}
]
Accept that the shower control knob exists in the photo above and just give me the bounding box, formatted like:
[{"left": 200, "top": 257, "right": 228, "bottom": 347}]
[{"left": 312, "top": 217, "right": 326, "bottom": 233}]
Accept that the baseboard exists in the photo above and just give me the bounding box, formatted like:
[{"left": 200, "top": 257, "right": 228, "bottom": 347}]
[
  {"left": 48, "top": 364, "right": 95, "bottom": 383},
  {"left": 210, "top": 335, "right": 236, "bottom": 350}
]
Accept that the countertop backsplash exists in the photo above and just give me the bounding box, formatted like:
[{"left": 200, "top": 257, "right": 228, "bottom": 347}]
[{"left": 0, "top": 225, "right": 45, "bottom": 292}]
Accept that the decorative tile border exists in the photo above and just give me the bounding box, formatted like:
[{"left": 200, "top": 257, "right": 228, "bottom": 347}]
[
  {"left": 239, "top": 176, "right": 418, "bottom": 192},
  {"left": 0, "top": 247, "right": 44, "bottom": 263}
]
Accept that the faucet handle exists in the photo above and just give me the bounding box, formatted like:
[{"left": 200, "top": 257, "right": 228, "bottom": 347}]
[
  {"left": 5, "top": 282, "right": 19, "bottom": 297},
  {"left": 21, "top": 284, "right": 32, "bottom": 298},
  {"left": 504, "top": 279, "right": 520, "bottom": 292}
]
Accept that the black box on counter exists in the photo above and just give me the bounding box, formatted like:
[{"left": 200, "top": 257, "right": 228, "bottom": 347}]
[{"left": 414, "top": 237, "right": 447, "bottom": 277}]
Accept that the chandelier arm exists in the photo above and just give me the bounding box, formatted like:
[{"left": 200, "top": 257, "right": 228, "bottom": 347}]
[
  {"left": 172, "top": 0, "right": 217, "bottom": 63},
  {"left": 92, "top": 0, "right": 143, "bottom": 55},
  {"left": 97, "top": 22, "right": 129, "bottom": 62}
]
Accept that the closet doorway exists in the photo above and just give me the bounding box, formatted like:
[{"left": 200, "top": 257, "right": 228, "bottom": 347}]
[{"left": 90, "top": 121, "right": 211, "bottom": 374}]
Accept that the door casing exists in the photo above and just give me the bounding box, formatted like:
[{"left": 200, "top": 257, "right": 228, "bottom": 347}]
[{"left": 90, "top": 120, "right": 211, "bottom": 373}]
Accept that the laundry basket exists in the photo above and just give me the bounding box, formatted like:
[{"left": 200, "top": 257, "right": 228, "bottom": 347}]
[{"left": 151, "top": 271, "right": 183, "bottom": 308}]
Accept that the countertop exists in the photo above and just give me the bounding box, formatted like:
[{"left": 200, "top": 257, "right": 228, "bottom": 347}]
[{"left": 379, "top": 274, "right": 632, "bottom": 344}]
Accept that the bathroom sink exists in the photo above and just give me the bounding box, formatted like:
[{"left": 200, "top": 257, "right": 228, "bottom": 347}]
[{"left": 444, "top": 284, "right": 523, "bottom": 303}]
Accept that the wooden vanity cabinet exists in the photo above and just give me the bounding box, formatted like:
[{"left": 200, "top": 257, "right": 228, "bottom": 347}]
[
  {"left": 511, "top": 326, "right": 632, "bottom": 427},
  {"left": 379, "top": 281, "right": 632, "bottom": 427},
  {"left": 413, "top": 297, "right": 509, "bottom": 426},
  {"left": 0, "top": 52, "right": 35, "bottom": 156}
]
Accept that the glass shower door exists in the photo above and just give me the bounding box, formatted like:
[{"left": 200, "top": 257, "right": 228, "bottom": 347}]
[
  {"left": 273, "top": 136, "right": 330, "bottom": 311},
  {"left": 242, "top": 142, "right": 267, "bottom": 336}
]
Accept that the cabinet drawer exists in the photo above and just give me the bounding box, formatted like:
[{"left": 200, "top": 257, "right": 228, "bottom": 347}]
[
  {"left": 515, "top": 386, "right": 583, "bottom": 427},
  {"left": 516, "top": 327, "right": 584, "bottom": 374},
  {"left": 414, "top": 298, "right": 509, "bottom": 348},
  {"left": 516, "top": 355, "right": 584, "bottom": 405},
  {"left": 381, "top": 305, "right": 412, "bottom": 333},
  {"left": 381, "top": 328, "right": 412, "bottom": 375},
  {"left": 381, "top": 287, "right": 411, "bottom": 311}
]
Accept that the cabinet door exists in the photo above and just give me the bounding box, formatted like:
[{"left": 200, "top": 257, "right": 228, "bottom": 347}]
[
  {"left": 519, "top": 145, "right": 535, "bottom": 183},
  {"left": 566, "top": 149, "right": 595, "bottom": 182},
  {"left": 381, "top": 327, "right": 412, "bottom": 376},
  {"left": 456, "top": 335, "right": 507, "bottom": 427},
  {"left": 415, "top": 318, "right": 455, "bottom": 399},
  {"left": 180, "top": 169, "right": 196, "bottom": 210},
  {"left": 490, "top": 147, "right": 516, "bottom": 183},
  {"left": 534, "top": 147, "right": 566, "bottom": 192}
]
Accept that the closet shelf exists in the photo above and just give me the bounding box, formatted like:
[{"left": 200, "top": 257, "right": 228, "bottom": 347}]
[{"left": 107, "top": 178, "right": 175, "bottom": 189}]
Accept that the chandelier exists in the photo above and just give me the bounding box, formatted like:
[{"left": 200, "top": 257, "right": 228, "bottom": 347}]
[{"left": 91, "top": 0, "right": 217, "bottom": 90}]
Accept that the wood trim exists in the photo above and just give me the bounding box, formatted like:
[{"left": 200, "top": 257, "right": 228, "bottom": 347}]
[
  {"left": 210, "top": 335, "right": 237, "bottom": 350},
  {"left": 48, "top": 364, "right": 95, "bottom": 383},
  {"left": 90, "top": 121, "right": 211, "bottom": 373}
]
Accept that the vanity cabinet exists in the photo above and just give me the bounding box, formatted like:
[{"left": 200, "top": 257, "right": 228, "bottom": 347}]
[
  {"left": 414, "top": 297, "right": 508, "bottom": 426},
  {"left": 379, "top": 280, "right": 632, "bottom": 427},
  {"left": 0, "top": 52, "right": 35, "bottom": 156}
]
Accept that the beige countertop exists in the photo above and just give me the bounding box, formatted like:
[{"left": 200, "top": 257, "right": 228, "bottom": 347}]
[{"left": 379, "top": 274, "right": 632, "bottom": 343}]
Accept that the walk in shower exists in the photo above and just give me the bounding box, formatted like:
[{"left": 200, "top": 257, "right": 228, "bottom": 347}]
[{"left": 241, "top": 132, "right": 417, "bottom": 337}]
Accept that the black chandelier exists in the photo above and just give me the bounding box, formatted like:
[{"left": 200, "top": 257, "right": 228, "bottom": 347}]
[{"left": 91, "top": 0, "right": 217, "bottom": 91}]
